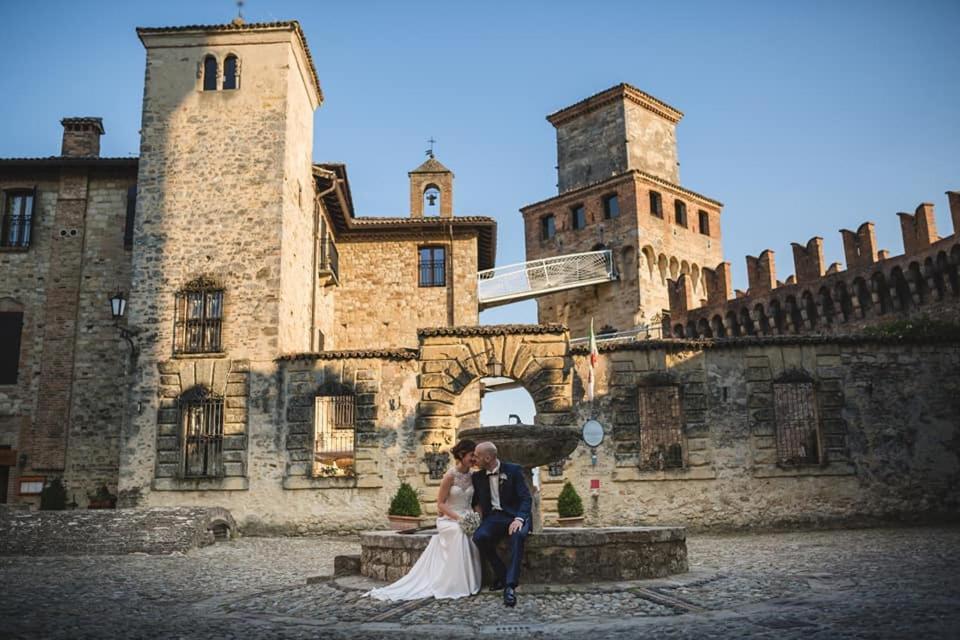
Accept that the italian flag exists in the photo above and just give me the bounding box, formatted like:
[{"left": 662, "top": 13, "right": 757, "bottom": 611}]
[{"left": 588, "top": 318, "right": 598, "bottom": 402}]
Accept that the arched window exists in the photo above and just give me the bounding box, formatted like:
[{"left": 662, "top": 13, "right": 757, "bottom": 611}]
[
  {"left": 202, "top": 55, "right": 218, "bottom": 91},
  {"left": 223, "top": 55, "right": 239, "bottom": 90}
]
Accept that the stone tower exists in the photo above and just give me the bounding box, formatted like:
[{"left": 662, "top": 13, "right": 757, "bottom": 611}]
[
  {"left": 120, "top": 22, "right": 323, "bottom": 498},
  {"left": 522, "top": 84, "right": 724, "bottom": 338},
  {"left": 409, "top": 156, "right": 454, "bottom": 217}
]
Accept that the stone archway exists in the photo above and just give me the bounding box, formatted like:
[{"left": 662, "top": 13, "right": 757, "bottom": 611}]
[{"left": 415, "top": 325, "right": 573, "bottom": 453}]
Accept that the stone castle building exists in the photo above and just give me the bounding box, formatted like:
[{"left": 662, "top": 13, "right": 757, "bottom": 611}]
[{"left": 1, "top": 20, "right": 958, "bottom": 533}]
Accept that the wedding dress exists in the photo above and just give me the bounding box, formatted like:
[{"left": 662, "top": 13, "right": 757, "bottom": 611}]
[{"left": 367, "top": 468, "right": 481, "bottom": 600}]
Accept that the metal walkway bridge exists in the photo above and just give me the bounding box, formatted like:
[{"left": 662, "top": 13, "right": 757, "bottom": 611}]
[{"left": 477, "top": 250, "right": 617, "bottom": 310}]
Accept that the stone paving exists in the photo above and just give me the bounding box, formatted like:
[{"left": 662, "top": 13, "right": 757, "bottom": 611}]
[{"left": 1, "top": 526, "right": 959, "bottom": 639}]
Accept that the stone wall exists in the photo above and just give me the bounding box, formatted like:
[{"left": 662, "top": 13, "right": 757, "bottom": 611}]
[
  {"left": 547, "top": 337, "right": 960, "bottom": 530},
  {"left": 0, "top": 165, "right": 134, "bottom": 507},
  {"left": 0, "top": 506, "right": 235, "bottom": 555},
  {"left": 334, "top": 234, "right": 479, "bottom": 349}
]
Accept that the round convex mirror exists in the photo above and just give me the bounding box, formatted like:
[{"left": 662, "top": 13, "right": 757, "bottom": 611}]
[{"left": 581, "top": 419, "right": 604, "bottom": 447}]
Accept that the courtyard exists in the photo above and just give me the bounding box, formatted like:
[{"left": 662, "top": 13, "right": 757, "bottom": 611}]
[{"left": 2, "top": 525, "right": 958, "bottom": 639}]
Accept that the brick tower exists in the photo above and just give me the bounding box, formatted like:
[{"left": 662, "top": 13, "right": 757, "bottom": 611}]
[{"left": 521, "top": 84, "right": 725, "bottom": 337}]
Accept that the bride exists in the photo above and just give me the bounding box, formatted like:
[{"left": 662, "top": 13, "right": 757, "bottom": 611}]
[{"left": 367, "top": 439, "right": 481, "bottom": 600}]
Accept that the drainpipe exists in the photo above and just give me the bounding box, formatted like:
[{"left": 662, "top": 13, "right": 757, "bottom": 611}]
[{"left": 312, "top": 168, "right": 338, "bottom": 352}]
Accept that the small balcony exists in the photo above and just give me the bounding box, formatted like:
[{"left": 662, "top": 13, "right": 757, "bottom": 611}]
[{"left": 318, "top": 236, "right": 340, "bottom": 286}]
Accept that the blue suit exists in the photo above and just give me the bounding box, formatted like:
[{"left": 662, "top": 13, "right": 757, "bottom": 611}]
[{"left": 471, "top": 461, "right": 532, "bottom": 587}]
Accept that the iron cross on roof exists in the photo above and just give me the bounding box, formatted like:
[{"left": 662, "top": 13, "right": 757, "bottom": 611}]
[{"left": 425, "top": 137, "right": 436, "bottom": 159}]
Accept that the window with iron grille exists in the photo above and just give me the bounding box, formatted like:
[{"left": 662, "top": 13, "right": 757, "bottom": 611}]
[
  {"left": 173, "top": 279, "right": 223, "bottom": 354},
  {"left": 418, "top": 246, "right": 446, "bottom": 287},
  {"left": 773, "top": 381, "right": 821, "bottom": 465},
  {"left": 649, "top": 191, "right": 663, "bottom": 218},
  {"left": 314, "top": 395, "right": 355, "bottom": 477},
  {"left": 674, "top": 200, "right": 687, "bottom": 227},
  {"left": 603, "top": 194, "right": 620, "bottom": 219},
  {"left": 179, "top": 387, "right": 224, "bottom": 478},
  {"left": 571, "top": 204, "right": 586, "bottom": 230},
  {"left": 540, "top": 215, "right": 555, "bottom": 240},
  {"left": 2, "top": 189, "right": 35, "bottom": 248},
  {"left": 638, "top": 384, "right": 684, "bottom": 470},
  {"left": 0, "top": 312, "right": 23, "bottom": 385}
]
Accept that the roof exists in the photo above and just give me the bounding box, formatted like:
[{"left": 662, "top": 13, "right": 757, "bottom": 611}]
[
  {"left": 277, "top": 348, "right": 418, "bottom": 362},
  {"left": 419, "top": 324, "right": 567, "bottom": 338},
  {"left": 409, "top": 157, "right": 453, "bottom": 175},
  {"left": 0, "top": 156, "right": 138, "bottom": 169},
  {"left": 547, "top": 83, "right": 684, "bottom": 126},
  {"left": 314, "top": 164, "right": 497, "bottom": 270},
  {"left": 136, "top": 21, "right": 323, "bottom": 103}
]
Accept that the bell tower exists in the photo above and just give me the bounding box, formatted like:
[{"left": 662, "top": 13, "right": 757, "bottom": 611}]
[{"left": 409, "top": 150, "right": 454, "bottom": 218}]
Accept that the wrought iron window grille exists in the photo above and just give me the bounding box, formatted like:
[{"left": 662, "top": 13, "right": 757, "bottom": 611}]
[
  {"left": 637, "top": 384, "right": 685, "bottom": 471},
  {"left": 173, "top": 278, "right": 224, "bottom": 354},
  {"left": 179, "top": 386, "right": 224, "bottom": 479},
  {"left": 313, "top": 395, "right": 356, "bottom": 478}
]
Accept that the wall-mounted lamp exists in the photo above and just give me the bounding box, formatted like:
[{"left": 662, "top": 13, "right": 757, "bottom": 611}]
[{"left": 109, "top": 290, "right": 141, "bottom": 364}]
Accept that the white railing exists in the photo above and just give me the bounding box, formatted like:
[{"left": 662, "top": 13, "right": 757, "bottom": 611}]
[
  {"left": 477, "top": 250, "right": 616, "bottom": 309},
  {"left": 569, "top": 323, "right": 663, "bottom": 346}
]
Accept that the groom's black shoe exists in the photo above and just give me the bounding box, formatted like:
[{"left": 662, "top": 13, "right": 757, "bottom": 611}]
[
  {"left": 503, "top": 586, "right": 517, "bottom": 607},
  {"left": 488, "top": 579, "right": 505, "bottom": 591}
]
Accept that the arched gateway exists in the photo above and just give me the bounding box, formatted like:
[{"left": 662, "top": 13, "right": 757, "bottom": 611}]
[{"left": 415, "top": 325, "right": 575, "bottom": 452}]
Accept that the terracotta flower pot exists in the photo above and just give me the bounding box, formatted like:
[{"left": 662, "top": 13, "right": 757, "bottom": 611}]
[
  {"left": 387, "top": 515, "right": 421, "bottom": 531},
  {"left": 556, "top": 516, "right": 585, "bottom": 527}
]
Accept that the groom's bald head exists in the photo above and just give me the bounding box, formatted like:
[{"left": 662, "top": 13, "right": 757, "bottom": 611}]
[{"left": 474, "top": 442, "right": 498, "bottom": 470}]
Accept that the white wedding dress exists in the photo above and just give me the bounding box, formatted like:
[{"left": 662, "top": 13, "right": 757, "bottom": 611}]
[{"left": 367, "top": 468, "right": 481, "bottom": 600}]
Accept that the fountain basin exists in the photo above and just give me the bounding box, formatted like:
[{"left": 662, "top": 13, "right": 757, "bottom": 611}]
[
  {"left": 360, "top": 526, "right": 688, "bottom": 584},
  {"left": 459, "top": 424, "right": 580, "bottom": 468}
]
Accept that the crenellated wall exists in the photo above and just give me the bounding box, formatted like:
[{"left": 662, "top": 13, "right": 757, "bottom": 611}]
[{"left": 668, "top": 193, "right": 960, "bottom": 338}]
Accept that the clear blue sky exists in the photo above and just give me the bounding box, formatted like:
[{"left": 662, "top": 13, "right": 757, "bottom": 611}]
[{"left": 2, "top": 0, "right": 957, "bottom": 424}]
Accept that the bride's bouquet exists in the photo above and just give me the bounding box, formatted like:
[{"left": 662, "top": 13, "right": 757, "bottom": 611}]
[{"left": 458, "top": 511, "right": 482, "bottom": 536}]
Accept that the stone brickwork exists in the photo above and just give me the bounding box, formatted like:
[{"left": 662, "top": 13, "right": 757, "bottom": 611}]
[
  {"left": 360, "top": 527, "right": 688, "bottom": 583},
  {"left": 522, "top": 171, "right": 723, "bottom": 338},
  {"left": 548, "top": 84, "right": 683, "bottom": 192},
  {"left": 668, "top": 198, "right": 960, "bottom": 339},
  {"left": 549, "top": 336, "right": 960, "bottom": 529},
  {"left": 0, "top": 506, "right": 234, "bottom": 555},
  {"left": 0, "top": 148, "right": 135, "bottom": 507},
  {"left": 334, "top": 234, "right": 479, "bottom": 349}
]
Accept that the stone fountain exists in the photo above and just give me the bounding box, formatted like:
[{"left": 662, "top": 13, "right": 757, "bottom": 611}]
[
  {"left": 458, "top": 422, "right": 580, "bottom": 533},
  {"left": 358, "top": 421, "right": 689, "bottom": 584}
]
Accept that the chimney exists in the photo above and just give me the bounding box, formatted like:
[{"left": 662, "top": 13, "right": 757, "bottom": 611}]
[{"left": 60, "top": 117, "right": 104, "bottom": 157}]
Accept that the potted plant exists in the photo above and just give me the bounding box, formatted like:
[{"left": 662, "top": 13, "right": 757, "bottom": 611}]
[
  {"left": 387, "top": 482, "right": 422, "bottom": 530},
  {"left": 556, "top": 481, "right": 585, "bottom": 527},
  {"left": 86, "top": 484, "right": 117, "bottom": 509}
]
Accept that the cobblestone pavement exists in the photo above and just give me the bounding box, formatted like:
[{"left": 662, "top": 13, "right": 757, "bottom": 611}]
[{"left": 2, "top": 526, "right": 959, "bottom": 639}]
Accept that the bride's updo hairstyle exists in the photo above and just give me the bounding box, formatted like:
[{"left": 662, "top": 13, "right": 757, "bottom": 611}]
[{"left": 451, "top": 439, "right": 477, "bottom": 462}]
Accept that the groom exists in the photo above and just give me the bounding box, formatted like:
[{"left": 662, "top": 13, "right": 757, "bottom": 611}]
[{"left": 471, "top": 441, "right": 532, "bottom": 607}]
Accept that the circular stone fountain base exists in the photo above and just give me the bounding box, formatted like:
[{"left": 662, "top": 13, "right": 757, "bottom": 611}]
[{"left": 360, "top": 526, "right": 688, "bottom": 584}]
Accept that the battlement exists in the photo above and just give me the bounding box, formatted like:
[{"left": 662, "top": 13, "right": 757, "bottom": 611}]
[{"left": 666, "top": 192, "right": 960, "bottom": 338}]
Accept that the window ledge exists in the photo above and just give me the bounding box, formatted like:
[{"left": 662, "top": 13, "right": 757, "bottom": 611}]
[
  {"left": 752, "top": 461, "right": 855, "bottom": 479},
  {"left": 172, "top": 352, "right": 228, "bottom": 360},
  {"left": 152, "top": 476, "right": 248, "bottom": 491},
  {"left": 0, "top": 246, "right": 30, "bottom": 253},
  {"left": 283, "top": 475, "right": 357, "bottom": 490},
  {"left": 612, "top": 466, "right": 716, "bottom": 482}
]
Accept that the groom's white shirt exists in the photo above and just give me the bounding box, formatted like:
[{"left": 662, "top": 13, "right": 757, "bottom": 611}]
[
  {"left": 486, "top": 460, "right": 524, "bottom": 524},
  {"left": 487, "top": 461, "right": 502, "bottom": 511}
]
